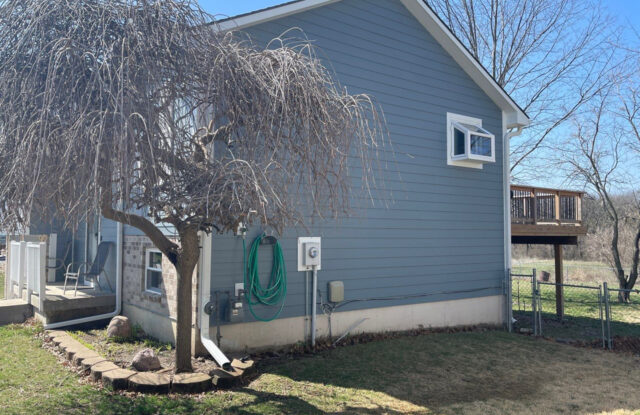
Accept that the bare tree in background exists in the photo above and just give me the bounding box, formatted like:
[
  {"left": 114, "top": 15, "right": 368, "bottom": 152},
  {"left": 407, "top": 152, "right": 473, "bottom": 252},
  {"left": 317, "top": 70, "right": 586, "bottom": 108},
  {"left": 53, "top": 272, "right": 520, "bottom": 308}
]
[
  {"left": 427, "top": 0, "right": 619, "bottom": 179},
  {"left": 561, "top": 92, "right": 640, "bottom": 300},
  {"left": 0, "top": 0, "right": 384, "bottom": 372}
]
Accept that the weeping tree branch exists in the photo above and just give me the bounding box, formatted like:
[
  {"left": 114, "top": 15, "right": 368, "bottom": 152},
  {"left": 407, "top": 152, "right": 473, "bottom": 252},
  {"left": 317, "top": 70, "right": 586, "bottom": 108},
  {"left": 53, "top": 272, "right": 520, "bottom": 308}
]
[{"left": 0, "top": 0, "right": 386, "bottom": 372}]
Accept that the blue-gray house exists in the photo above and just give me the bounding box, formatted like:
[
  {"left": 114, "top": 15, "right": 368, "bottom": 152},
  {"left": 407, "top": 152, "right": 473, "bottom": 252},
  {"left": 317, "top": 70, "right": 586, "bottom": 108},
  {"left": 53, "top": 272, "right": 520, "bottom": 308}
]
[
  {"left": 190, "top": 0, "right": 530, "bottom": 352},
  {"left": 13, "top": 0, "right": 531, "bottom": 354}
]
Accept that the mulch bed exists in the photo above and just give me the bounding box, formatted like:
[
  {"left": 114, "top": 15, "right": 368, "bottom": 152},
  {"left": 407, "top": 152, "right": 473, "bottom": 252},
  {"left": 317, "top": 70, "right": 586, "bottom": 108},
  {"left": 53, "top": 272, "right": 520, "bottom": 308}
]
[{"left": 69, "top": 328, "right": 221, "bottom": 376}]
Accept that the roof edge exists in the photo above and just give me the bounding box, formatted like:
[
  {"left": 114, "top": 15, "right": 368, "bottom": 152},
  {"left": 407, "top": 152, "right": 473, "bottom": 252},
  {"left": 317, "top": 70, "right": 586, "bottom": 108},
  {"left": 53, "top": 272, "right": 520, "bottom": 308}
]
[{"left": 215, "top": 0, "right": 530, "bottom": 128}]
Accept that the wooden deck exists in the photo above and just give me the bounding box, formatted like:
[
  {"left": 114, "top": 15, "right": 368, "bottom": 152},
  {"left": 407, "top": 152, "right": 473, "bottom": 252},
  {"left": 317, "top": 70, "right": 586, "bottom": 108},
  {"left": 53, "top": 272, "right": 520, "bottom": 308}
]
[{"left": 511, "top": 185, "right": 587, "bottom": 245}]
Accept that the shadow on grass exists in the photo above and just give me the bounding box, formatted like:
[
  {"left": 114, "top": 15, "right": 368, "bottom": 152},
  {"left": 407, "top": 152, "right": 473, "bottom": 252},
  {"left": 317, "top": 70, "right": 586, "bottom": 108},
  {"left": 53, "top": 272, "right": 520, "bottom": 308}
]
[
  {"left": 54, "top": 385, "right": 325, "bottom": 415},
  {"left": 257, "top": 331, "right": 547, "bottom": 410}
]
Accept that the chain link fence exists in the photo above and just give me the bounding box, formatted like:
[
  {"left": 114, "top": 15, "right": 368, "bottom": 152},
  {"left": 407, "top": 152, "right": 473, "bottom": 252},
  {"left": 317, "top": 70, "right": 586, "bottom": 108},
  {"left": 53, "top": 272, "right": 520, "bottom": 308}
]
[
  {"left": 512, "top": 260, "right": 624, "bottom": 286},
  {"left": 509, "top": 269, "right": 640, "bottom": 350}
]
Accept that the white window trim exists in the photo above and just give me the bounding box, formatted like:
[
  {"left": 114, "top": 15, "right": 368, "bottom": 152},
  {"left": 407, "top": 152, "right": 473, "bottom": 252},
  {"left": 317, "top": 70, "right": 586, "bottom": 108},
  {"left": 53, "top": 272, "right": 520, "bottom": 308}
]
[
  {"left": 145, "top": 248, "right": 163, "bottom": 294},
  {"left": 446, "top": 112, "right": 495, "bottom": 169}
]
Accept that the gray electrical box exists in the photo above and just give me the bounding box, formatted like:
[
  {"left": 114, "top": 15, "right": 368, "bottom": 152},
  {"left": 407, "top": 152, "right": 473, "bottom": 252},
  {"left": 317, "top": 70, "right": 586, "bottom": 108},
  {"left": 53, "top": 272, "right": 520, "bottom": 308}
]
[
  {"left": 328, "top": 281, "right": 344, "bottom": 303},
  {"left": 303, "top": 242, "right": 321, "bottom": 267}
]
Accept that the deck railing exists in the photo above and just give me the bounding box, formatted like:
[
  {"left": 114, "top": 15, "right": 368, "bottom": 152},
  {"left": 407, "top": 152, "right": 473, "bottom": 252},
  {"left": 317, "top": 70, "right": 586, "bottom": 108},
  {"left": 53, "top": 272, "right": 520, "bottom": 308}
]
[{"left": 511, "top": 185, "right": 583, "bottom": 225}]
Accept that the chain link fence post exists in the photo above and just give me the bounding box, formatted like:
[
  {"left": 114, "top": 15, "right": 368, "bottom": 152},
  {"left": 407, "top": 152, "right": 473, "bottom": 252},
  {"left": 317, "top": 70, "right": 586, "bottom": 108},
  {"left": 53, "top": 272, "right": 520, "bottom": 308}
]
[
  {"left": 506, "top": 268, "right": 513, "bottom": 333},
  {"left": 603, "top": 282, "right": 612, "bottom": 350},
  {"left": 532, "top": 268, "right": 541, "bottom": 336},
  {"left": 598, "top": 285, "right": 605, "bottom": 349}
]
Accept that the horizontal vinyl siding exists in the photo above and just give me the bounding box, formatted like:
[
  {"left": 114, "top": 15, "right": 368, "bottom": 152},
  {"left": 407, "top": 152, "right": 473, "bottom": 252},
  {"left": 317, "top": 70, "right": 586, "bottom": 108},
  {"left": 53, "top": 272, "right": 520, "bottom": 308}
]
[{"left": 210, "top": 0, "right": 505, "bottom": 323}]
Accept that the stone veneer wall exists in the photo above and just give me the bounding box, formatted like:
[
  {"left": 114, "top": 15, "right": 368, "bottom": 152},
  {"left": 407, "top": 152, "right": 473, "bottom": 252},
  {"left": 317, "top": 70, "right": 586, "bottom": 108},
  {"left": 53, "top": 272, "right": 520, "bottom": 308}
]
[{"left": 122, "top": 235, "right": 199, "bottom": 336}]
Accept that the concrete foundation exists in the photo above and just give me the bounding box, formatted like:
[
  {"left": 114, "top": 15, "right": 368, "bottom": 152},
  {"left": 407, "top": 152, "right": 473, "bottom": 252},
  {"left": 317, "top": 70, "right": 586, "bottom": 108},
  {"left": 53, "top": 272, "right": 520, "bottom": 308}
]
[
  {"left": 0, "top": 299, "right": 33, "bottom": 325},
  {"left": 124, "top": 295, "right": 504, "bottom": 354}
]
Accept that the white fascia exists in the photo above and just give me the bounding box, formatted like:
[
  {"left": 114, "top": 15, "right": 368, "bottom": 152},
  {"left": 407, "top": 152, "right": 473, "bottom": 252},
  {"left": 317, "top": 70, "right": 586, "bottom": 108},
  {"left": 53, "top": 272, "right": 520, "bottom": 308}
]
[{"left": 215, "top": 0, "right": 341, "bottom": 31}]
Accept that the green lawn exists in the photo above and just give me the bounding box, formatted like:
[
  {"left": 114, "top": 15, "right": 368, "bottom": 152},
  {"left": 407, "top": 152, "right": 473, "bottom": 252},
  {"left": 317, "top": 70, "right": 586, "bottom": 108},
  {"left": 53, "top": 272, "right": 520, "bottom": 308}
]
[{"left": 4, "top": 324, "right": 640, "bottom": 414}]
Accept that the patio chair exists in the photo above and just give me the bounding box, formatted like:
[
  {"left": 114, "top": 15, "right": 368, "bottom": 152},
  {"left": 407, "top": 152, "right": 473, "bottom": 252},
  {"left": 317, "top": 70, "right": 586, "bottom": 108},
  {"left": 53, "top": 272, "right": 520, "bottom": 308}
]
[{"left": 63, "top": 242, "right": 113, "bottom": 296}]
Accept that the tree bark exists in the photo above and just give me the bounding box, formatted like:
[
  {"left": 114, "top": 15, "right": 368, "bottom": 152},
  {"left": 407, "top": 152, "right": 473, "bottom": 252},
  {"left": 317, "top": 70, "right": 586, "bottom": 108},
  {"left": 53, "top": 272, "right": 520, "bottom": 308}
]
[{"left": 174, "top": 225, "right": 200, "bottom": 373}]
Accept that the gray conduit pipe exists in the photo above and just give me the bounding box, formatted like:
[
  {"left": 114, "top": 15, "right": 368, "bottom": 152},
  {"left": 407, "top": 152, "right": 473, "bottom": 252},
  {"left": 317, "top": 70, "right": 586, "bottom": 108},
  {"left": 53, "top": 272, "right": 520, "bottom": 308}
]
[{"left": 311, "top": 266, "right": 318, "bottom": 347}]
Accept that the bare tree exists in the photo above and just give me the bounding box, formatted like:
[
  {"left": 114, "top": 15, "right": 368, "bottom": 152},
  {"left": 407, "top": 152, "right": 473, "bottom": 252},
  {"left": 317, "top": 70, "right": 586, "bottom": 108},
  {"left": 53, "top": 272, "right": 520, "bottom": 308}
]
[
  {"left": 561, "top": 92, "right": 640, "bottom": 300},
  {"left": 0, "top": 0, "right": 384, "bottom": 372},
  {"left": 427, "top": 0, "right": 620, "bottom": 179}
]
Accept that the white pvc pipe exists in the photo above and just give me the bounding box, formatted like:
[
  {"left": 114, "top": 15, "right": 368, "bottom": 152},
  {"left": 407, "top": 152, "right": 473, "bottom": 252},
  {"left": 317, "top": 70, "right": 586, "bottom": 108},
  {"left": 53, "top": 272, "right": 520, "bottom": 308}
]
[
  {"left": 311, "top": 266, "right": 317, "bottom": 347},
  {"left": 199, "top": 232, "right": 231, "bottom": 369},
  {"left": 44, "top": 221, "right": 123, "bottom": 329}
]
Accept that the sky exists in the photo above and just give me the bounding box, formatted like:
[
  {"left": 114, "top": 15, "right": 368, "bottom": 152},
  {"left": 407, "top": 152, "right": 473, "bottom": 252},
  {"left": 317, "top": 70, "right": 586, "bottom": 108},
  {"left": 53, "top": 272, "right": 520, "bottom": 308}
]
[{"left": 199, "top": 0, "right": 285, "bottom": 19}]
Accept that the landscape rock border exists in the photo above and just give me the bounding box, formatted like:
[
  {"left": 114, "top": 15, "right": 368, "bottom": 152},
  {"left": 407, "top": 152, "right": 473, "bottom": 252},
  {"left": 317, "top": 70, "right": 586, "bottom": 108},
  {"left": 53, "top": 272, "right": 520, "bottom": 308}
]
[{"left": 43, "top": 330, "right": 254, "bottom": 394}]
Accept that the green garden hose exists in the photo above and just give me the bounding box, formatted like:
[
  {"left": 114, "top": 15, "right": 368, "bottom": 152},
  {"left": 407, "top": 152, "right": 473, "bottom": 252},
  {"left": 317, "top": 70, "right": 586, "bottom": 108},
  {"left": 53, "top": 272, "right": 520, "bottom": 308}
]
[{"left": 243, "top": 234, "right": 287, "bottom": 322}]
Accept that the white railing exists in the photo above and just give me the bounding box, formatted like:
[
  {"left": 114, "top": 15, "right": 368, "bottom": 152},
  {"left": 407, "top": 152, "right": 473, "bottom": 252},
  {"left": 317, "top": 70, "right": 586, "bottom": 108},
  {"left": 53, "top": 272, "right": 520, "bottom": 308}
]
[
  {"left": 25, "top": 242, "right": 46, "bottom": 301},
  {"left": 8, "top": 241, "right": 25, "bottom": 300},
  {"left": 7, "top": 238, "right": 47, "bottom": 305}
]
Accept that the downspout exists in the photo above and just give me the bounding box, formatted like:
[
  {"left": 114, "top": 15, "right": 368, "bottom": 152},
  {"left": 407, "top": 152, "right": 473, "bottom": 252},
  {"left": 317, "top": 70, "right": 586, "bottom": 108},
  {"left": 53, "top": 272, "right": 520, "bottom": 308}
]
[
  {"left": 44, "top": 220, "right": 123, "bottom": 329},
  {"left": 503, "top": 124, "right": 525, "bottom": 270},
  {"left": 198, "top": 232, "right": 232, "bottom": 369},
  {"left": 503, "top": 121, "right": 525, "bottom": 331}
]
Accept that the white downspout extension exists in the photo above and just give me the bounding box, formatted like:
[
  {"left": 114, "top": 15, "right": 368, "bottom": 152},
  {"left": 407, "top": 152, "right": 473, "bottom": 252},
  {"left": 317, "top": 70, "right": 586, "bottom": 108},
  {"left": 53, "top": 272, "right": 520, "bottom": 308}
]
[
  {"left": 45, "top": 220, "right": 123, "bottom": 329},
  {"left": 199, "top": 232, "right": 231, "bottom": 369}
]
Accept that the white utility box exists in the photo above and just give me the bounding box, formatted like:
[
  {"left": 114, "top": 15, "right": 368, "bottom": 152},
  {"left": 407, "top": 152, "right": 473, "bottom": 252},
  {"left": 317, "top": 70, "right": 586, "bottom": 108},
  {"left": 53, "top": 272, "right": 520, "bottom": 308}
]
[{"left": 297, "top": 237, "right": 321, "bottom": 271}]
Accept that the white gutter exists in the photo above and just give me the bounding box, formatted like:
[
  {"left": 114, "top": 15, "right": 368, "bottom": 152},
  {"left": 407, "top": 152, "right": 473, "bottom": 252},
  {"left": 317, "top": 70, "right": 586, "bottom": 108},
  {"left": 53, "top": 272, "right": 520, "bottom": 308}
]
[
  {"left": 199, "top": 232, "right": 232, "bottom": 369},
  {"left": 44, "top": 220, "right": 123, "bottom": 329}
]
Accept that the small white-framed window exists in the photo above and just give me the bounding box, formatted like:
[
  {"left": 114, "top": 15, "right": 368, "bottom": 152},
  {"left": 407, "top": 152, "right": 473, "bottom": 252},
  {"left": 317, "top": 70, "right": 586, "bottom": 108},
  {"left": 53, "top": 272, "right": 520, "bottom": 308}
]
[
  {"left": 145, "top": 249, "right": 163, "bottom": 294},
  {"left": 447, "top": 113, "right": 495, "bottom": 168}
]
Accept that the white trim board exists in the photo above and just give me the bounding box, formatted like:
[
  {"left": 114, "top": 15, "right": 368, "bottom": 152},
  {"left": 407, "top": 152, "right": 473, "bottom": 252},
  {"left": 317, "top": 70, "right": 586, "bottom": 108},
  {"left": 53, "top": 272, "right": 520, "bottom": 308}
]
[{"left": 215, "top": 0, "right": 530, "bottom": 129}]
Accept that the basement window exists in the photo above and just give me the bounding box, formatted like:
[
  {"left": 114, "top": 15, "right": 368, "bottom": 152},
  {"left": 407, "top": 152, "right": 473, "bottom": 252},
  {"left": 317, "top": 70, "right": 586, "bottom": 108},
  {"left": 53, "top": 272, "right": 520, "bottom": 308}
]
[
  {"left": 145, "top": 249, "right": 163, "bottom": 294},
  {"left": 447, "top": 113, "right": 495, "bottom": 168}
]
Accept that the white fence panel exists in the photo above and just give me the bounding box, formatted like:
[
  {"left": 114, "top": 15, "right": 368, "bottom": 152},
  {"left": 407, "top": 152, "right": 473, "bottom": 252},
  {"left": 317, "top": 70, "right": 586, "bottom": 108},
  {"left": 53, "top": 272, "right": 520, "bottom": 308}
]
[
  {"left": 25, "top": 242, "right": 47, "bottom": 302},
  {"left": 8, "top": 241, "right": 25, "bottom": 300}
]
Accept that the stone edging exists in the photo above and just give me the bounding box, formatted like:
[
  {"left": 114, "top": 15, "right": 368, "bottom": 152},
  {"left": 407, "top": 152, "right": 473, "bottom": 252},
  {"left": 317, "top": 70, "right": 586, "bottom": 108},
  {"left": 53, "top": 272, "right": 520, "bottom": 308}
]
[{"left": 44, "top": 330, "right": 254, "bottom": 393}]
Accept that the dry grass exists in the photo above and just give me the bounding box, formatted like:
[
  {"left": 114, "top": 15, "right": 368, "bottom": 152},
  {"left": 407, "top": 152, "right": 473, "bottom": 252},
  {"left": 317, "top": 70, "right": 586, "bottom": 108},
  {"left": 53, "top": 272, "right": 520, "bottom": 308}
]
[
  {"left": 261, "top": 330, "right": 640, "bottom": 415},
  {"left": 513, "top": 258, "right": 619, "bottom": 285},
  {"left": 4, "top": 324, "right": 640, "bottom": 414}
]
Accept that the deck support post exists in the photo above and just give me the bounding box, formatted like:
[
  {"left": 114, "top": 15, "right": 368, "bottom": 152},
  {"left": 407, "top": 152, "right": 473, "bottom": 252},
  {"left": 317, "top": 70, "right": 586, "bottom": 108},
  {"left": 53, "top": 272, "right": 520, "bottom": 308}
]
[{"left": 554, "top": 244, "right": 564, "bottom": 319}]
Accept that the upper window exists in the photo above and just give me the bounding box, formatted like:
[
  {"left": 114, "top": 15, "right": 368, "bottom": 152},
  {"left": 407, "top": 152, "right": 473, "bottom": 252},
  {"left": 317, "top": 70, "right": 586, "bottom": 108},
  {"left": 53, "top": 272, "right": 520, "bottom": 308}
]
[
  {"left": 145, "top": 249, "right": 163, "bottom": 293},
  {"left": 447, "top": 113, "right": 496, "bottom": 168}
]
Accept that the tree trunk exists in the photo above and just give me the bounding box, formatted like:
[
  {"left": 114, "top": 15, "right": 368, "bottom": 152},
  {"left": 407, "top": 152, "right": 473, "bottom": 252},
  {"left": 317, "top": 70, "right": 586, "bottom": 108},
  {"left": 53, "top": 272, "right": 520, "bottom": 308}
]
[
  {"left": 618, "top": 279, "right": 630, "bottom": 303},
  {"left": 174, "top": 226, "right": 200, "bottom": 373},
  {"left": 610, "top": 218, "right": 628, "bottom": 303},
  {"left": 627, "top": 225, "right": 640, "bottom": 291}
]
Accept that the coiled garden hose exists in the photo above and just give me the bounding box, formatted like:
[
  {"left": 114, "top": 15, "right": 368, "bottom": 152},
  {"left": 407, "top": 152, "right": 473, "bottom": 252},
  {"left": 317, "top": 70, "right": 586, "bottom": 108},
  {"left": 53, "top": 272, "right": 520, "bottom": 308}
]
[{"left": 243, "top": 233, "right": 287, "bottom": 322}]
